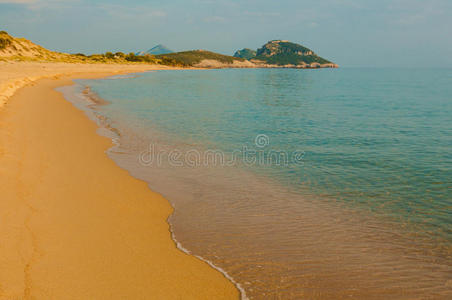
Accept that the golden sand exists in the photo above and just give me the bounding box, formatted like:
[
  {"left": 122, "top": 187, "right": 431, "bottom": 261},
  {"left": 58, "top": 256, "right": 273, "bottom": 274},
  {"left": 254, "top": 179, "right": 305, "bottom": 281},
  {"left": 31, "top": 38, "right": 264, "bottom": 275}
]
[
  {"left": 0, "top": 63, "right": 239, "bottom": 299},
  {"left": 0, "top": 61, "right": 178, "bottom": 108}
]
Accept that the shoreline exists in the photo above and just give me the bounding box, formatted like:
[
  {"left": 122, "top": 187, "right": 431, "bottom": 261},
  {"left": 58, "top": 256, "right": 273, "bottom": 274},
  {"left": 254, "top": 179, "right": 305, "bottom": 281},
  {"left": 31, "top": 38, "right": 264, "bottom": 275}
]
[
  {"left": 0, "top": 63, "right": 239, "bottom": 299},
  {"left": 0, "top": 60, "right": 338, "bottom": 110},
  {"left": 0, "top": 61, "right": 180, "bottom": 109},
  {"left": 58, "top": 74, "right": 248, "bottom": 299},
  {"left": 70, "top": 69, "right": 452, "bottom": 299}
]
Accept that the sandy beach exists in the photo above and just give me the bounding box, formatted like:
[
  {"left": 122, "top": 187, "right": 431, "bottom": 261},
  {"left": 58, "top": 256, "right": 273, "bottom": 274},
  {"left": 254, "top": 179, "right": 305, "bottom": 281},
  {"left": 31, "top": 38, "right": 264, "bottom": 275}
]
[
  {"left": 0, "top": 61, "right": 175, "bottom": 109},
  {"left": 0, "top": 62, "right": 239, "bottom": 299}
]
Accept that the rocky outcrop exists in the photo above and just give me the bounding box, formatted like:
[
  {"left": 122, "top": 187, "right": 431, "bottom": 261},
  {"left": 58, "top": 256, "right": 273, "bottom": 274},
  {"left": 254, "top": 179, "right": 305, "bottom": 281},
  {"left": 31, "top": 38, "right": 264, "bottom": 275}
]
[
  {"left": 234, "top": 40, "right": 338, "bottom": 68},
  {"left": 255, "top": 40, "right": 312, "bottom": 57}
]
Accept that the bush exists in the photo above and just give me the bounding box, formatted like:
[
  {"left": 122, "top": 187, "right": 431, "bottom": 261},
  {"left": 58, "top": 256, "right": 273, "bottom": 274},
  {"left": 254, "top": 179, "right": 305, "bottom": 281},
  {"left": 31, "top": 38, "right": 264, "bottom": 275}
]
[
  {"left": 105, "top": 52, "right": 115, "bottom": 59},
  {"left": 125, "top": 52, "right": 139, "bottom": 61},
  {"left": 125, "top": 53, "right": 156, "bottom": 63},
  {"left": 88, "top": 54, "right": 106, "bottom": 61},
  {"left": 159, "top": 56, "right": 186, "bottom": 67},
  {"left": 0, "top": 37, "right": 12, "bottom": 50},
  {"left": 115, "top": 52, "right": 125, "bottom": 58},
  {"left": 155, "top": 50, "right": 239, "bottom": 66}
]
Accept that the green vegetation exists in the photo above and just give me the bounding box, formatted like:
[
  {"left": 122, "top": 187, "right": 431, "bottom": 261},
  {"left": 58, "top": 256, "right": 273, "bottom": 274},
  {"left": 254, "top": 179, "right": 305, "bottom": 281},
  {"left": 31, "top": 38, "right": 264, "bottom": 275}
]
[
  {"left": 2, "top": 30, "right": 335, "bottom": 68},
  {"left": 254, "top": 41, "right": 332, "bottom": 65},
  {"left": 0, "top": 31, "right": 12, "bottom": 50},
  {"left": 114, "top": 52, "right": 125, "bottom": 59},
  {"left": 156, "top": 50, "right": 244, "bottom": 66},
  {"left": 75, "top": 51, "right": 176, "bottom": 65},
  {"left": 1, "top": 29, "right": 162, "bottom": 64},
  {"left": 234, "top": 40, "right": 334, "bottom": 66},
  {"left": 254, "top": 53, "right": 331, "bottom": 65},
  {"left": 157, "top": 56, "right": 183, "bottom": 66},
  {"left": 105, "top": 52, "right": 115, "bottom": 59},
  {"left": 257, "top": 41, "right": 313, "bottom": 57},
  {"left": 0, "top": 37, "right": 11, "bottom": 50},
  {"left": 233, "top": 48, "right": 256, "bottom": 60},
  {"left": 122, "top": 52, "right": 157, "bottom": 63},
  {"left": 63, "top": 52, "right": 156, "bottom": 63}
]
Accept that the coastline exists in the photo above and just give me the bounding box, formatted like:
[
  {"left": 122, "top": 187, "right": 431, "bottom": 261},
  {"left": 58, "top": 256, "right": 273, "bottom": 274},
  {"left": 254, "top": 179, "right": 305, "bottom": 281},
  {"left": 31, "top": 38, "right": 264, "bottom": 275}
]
[
  {"left": 70, "top": 69, "right": 452, "bottom": 299},
  {"left": 0, "top": 61, "right": 180, "bottom": 109},
  {"left": 0, "top": 63, "right": 239, "bottom": 299}
]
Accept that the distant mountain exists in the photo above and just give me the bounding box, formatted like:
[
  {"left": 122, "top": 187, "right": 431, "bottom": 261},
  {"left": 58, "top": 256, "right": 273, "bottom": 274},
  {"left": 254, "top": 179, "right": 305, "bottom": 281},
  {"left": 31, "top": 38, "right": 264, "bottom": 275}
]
[
  {"left": 233, "top": 48, "right": 257, "bottom": 60},
  {"left": 234, "top": 40, "right": 338, "bottom": 68},
  {"left": 136, "top": 44, "right": 173, "bottom": 56}
]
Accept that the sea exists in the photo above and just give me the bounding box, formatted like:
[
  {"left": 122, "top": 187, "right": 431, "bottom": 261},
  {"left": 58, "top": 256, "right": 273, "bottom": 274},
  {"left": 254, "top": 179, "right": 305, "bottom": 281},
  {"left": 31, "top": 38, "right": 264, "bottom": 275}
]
[{"left": 58, "top": 68, "right": 452, "bottom": 299}]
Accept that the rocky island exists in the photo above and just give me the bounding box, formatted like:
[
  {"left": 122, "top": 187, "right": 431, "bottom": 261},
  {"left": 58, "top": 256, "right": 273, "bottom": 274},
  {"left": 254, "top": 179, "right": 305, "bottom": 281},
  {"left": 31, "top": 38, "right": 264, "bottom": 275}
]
[{"left": 234, "top": 40, "right": 338, "bottom": 68}]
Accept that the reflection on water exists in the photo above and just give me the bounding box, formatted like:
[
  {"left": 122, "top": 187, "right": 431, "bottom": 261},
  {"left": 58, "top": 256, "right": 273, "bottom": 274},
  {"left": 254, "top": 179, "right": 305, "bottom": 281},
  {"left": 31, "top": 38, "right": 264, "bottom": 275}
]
[{"left": 61, "top": 68, "right": 452, "bottom": 299}]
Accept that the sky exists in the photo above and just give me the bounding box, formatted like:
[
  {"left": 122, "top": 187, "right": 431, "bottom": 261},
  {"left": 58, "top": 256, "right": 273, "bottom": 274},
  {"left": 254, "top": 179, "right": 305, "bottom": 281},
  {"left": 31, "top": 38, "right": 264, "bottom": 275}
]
[{"left": 1, "top": 0, "right": 451, "bottom": 67}]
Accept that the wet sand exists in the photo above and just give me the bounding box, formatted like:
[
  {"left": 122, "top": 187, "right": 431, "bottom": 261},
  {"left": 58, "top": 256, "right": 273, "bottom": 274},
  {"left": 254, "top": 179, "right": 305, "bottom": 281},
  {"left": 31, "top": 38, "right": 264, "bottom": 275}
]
[{"left": 0, "top": 65, "right": 239, "bottom": 299}]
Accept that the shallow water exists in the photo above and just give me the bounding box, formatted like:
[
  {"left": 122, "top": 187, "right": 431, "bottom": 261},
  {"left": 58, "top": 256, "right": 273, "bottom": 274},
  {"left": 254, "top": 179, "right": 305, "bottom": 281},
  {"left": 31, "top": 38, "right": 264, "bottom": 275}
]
[{"left": 61, "top": 68, "right": 452, "bottom": 299}]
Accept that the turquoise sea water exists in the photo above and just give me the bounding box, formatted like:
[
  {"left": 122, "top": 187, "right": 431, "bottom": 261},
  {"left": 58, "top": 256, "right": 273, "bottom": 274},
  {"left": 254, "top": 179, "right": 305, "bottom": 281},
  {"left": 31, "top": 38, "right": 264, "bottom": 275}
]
[{"left": 70, "top": 68, "right": 452, "bottom": 298}]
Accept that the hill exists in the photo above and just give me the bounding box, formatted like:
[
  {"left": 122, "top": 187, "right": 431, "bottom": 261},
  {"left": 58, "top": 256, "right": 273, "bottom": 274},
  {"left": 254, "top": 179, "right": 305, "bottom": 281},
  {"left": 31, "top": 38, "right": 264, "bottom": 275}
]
[
  {"left": 156, "top": 50, "right": 254, "bottom": 68},
  {"left": 0, "top": 31, "right": 161, "bottom": 64},
  {"left": 0, "top": 31, "right": 70, "bottom": 61},
  {"left": 233, "top": 48, "right": 257, "bottom": 60},
  {"left": 0, "top": 31, "right": 250, "bottom": 68},
  {"left": 136, "top": 44, "right": 173, "bottom": 56},
  {"left": 235, "top": 40, "right": 338, "bottom": 68},
  {"left": 0, "top": 32, "right": 337, "bottom": 69}
]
